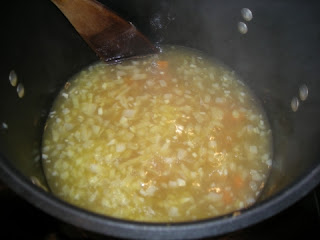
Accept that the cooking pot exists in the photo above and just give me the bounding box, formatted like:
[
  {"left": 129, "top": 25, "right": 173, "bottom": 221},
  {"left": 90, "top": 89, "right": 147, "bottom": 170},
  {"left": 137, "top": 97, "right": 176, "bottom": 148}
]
[{"left": 1, "top": 0, "right": 320, "bottom": 239}]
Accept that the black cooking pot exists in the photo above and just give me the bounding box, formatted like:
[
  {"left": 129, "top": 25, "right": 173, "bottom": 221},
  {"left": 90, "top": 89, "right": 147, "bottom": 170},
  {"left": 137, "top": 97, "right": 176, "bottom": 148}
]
[{"left": 1, "top": 0, "right": 320, "bottom": 239}]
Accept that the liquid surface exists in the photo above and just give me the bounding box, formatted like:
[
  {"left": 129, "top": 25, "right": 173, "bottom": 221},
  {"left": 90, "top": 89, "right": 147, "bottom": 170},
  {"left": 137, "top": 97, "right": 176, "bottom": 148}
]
[{"left": 42, "top": 46, "right": 272, "bottom": 222}]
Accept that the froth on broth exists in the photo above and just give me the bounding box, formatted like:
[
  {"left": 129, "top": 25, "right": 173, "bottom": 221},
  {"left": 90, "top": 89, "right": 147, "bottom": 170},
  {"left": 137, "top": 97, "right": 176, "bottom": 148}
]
[{"left": 42, "top": 46, "right": 272, "bottom": 222}]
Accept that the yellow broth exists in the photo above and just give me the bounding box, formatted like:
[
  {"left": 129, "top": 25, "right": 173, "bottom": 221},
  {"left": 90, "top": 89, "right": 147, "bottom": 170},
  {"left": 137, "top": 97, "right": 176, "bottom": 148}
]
[{"left": 42, "top": 46, "right": 272, "bottom": 222}]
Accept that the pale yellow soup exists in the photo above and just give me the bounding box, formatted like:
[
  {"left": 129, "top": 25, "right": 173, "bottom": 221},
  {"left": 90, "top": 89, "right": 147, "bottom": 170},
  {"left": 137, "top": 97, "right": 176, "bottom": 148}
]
[{"left": 42, "top": 46, "right": 272, "bottom": 222}]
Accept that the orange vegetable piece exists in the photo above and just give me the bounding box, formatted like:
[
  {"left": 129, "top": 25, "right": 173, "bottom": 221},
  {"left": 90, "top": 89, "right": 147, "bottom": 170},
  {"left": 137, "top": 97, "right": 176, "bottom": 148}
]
[
  {"left": 233, "top": 174, "right": 244, "bottom": 188},
  {"left": 157, "top": 61, "right": 169, "bottom": 69},
  {"left": 223, "top": 191, "right": 233, "bottom": 205}
]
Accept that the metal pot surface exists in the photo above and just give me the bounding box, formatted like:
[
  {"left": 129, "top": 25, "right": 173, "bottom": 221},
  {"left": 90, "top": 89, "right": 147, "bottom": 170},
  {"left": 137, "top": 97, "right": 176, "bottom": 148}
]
[{"left": 1, "top": 0, "right": 320, "bottom": 239}]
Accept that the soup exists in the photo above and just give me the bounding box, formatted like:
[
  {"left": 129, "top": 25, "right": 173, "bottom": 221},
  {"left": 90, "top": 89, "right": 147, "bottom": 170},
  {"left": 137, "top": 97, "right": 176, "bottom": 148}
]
[{"left": 42, "top": 46, "right": 272, "bottom": 222}]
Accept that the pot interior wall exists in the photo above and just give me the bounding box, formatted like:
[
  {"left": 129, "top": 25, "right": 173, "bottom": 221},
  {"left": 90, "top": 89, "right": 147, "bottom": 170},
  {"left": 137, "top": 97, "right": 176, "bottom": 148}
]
[{"left": 1, "top": 0, "right": 320, "bottom": 225}]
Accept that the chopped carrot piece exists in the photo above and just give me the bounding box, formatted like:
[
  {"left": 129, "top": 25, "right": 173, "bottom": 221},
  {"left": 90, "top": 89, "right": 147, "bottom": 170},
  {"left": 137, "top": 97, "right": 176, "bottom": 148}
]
[
  {"left": 223, "top": 191, "right": 233, "bottom": 205},
  {"left": 157, "top": 61, "right": 169, "bottom": 69},
  {"left": 233, "top": 174, "right": 244, "bottom": 188},
  {"left": 123, "top": 76, "right": 133, "bottom": 86}
]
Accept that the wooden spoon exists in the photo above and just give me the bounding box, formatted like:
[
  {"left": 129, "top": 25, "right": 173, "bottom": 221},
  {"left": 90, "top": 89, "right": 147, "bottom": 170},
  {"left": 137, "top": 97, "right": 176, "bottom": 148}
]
[{"left": 51, "top": 0, "right": 158, "bottom": 62}]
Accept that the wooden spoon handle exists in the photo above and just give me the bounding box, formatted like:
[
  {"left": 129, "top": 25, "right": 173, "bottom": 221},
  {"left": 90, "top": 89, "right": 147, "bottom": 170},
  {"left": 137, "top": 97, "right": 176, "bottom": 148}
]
[{"left": 52, "top": 0, "right": 158, "bottom": 62}]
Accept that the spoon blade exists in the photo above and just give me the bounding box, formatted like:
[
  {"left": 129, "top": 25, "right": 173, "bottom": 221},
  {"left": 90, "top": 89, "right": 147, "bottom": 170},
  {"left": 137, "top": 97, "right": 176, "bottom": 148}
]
[{"left": 52, "top": 0, "right": 158, "bottom": 62}]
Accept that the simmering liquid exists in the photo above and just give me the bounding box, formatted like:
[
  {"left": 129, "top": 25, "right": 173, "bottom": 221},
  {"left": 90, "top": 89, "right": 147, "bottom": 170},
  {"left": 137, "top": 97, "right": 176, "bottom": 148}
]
[{"left": 42, "top": 46, "right": 272, "bottom": 222}]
